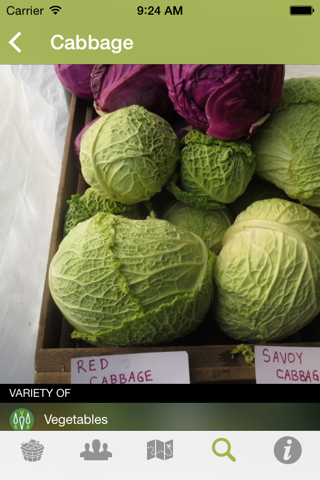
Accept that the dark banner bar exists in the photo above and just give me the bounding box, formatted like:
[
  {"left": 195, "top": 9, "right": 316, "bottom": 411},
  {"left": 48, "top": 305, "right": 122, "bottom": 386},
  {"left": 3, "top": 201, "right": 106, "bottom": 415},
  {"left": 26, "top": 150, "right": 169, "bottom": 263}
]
[{"left": 1, "top": 402, "right": 320, "bottom": 431}]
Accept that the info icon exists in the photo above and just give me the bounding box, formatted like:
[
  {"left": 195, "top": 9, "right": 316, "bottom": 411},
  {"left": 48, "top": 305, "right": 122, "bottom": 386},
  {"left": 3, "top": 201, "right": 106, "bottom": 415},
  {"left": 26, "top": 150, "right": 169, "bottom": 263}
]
[{"left": 274, "top": 436, "right": 302, "bottom": 464}]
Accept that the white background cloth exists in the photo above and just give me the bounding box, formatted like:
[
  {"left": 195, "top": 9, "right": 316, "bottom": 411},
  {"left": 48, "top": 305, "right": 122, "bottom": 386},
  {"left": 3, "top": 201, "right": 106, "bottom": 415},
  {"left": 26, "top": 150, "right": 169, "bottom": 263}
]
[
  {"left": 0, "top": 65, "right": 68, "bottom": 383},
  {"left": 1, "top": 65, "right": 320, "bottom": 383}
]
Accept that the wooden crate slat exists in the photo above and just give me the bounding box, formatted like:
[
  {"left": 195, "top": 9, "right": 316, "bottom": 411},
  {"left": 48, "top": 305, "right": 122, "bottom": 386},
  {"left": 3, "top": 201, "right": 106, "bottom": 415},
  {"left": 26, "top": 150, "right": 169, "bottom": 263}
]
[
  {"left": 35, "top": 95, "right": 87, "bottom": 355},
  {"left": 34, "top": 372, "right": 71, "bottom": 384},
  {"left": 36, "top": 342, "right": 320, "bottom": 374}
]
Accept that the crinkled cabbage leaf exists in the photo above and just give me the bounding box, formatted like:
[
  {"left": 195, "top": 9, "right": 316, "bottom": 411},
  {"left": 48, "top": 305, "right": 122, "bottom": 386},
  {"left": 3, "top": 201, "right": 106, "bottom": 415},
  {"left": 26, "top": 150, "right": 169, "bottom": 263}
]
[
  {"left": 64, "top": 188, "right": 148, "bottom": 236},
  {"left": 251, "top": 77, "right": 320, "bottom": 207},
  {"left": 80, "top": 105, "right": 180, "bottom": 205},
  {"left": 49, "top": 213, "right": 215, "bottom": 347},
  {"left": 180, "top": 130, "right": 255, "bottom": 204},
  {"left": 213, "top": 198, "right": 320, "bottom": 342},
  {"left": 163, "top": 201, "right": 233, "bottom": 254}
]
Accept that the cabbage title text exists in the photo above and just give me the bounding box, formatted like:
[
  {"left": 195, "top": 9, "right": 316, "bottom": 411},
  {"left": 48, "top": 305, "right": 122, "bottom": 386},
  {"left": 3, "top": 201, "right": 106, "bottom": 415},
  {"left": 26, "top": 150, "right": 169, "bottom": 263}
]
[{"left": 51, "top": 36, "right": 133, "bottom": 53}]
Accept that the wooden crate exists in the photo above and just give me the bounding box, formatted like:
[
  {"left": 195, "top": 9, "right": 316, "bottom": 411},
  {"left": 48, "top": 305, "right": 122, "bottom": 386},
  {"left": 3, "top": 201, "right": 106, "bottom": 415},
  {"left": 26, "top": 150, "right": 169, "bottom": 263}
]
[{"left": 34, "top": 95, "right": 320, "bottom": 384}]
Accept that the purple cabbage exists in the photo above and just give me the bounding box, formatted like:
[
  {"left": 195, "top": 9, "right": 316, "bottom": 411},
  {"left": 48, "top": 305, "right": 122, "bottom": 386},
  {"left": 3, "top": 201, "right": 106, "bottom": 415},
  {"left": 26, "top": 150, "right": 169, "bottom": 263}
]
[
  {"left": 91, "top": 64, "right": 176, "bottom": 121},
  {"left": 54, "top": 64, "right": 95, "bottom": 100},
  {"left": 165, "top": 64, "right": 285, "bottom": 140},
  {"left": 74, "top": 117, "right": 99, "bottom": 156},
  {"left": 170, "top": 112, "right": 193, "bottom": 140}
]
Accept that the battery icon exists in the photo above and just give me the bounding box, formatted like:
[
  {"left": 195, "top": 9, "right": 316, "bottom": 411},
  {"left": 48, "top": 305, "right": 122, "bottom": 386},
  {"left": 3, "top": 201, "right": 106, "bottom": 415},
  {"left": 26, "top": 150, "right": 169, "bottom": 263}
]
[{"left": 290, "top": 5, "right": 314, "bottom": 14}]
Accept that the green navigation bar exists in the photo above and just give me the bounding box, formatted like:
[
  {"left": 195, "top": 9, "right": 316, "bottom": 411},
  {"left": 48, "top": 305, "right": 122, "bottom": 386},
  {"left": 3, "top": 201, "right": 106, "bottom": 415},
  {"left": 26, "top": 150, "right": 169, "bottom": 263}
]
[{"left": 1, "top": 0, "right": 319, "bottom": 63}]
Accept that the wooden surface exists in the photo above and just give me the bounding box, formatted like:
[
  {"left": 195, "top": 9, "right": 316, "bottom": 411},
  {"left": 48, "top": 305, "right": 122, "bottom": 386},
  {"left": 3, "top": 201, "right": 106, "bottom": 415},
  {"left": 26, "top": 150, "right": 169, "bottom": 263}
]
[
  {"left": 35, "top": 342, "right": 320, "bottom": 384},
  {"left": 34, "top": 95, "right": 320, "bottom": 385},
  {"left": 36, "top": 95, "right": 85, "bottom": 356},
  {"left": 34, "top": 345, "right": 256, "bottom": 384}
]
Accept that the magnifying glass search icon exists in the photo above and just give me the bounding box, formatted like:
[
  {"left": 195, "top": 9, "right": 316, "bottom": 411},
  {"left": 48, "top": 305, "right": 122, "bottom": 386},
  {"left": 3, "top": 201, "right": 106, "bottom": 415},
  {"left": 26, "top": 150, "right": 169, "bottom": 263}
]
[{"left": 212, "top": 438, "right": 236, "bottom": 462}]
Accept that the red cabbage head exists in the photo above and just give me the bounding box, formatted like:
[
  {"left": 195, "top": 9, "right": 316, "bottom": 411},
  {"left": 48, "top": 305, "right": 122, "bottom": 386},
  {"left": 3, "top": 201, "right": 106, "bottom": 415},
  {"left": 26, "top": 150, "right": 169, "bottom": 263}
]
[
  {"left": 54, "top": 64, "right": 95, "bottom": 100},
  {"left": 91, "top": 64, "right": 175, "bottom": 121},
  {"left": 165, "top": 64, "right": 285, "bottom": 140}
]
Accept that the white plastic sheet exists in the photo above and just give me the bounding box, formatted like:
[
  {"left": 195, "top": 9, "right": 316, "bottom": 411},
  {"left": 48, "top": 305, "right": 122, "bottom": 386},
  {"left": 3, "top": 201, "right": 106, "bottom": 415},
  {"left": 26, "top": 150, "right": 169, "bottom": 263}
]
[
  {"left": 1, "top": 64, "right": 320, "bottom": 384},
  {"left": 0, "top": 65, "right": 68, "bottom": 383}
]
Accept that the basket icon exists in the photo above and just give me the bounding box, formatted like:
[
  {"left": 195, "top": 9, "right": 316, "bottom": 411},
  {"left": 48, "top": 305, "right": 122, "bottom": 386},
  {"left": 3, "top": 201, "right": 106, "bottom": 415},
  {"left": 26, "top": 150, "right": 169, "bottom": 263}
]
[{"left": 21, "top": 439, "right": 44, "bottom": 462}]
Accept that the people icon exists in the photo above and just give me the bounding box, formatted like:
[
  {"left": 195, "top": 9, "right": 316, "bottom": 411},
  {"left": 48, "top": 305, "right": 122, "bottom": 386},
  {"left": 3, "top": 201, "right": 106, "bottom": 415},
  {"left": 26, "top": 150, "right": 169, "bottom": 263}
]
[
  {"left": 80, "top": 440, "right": 112, "bottom": 460},
  {"left": 80, "top": 443, "right": 92, "bottom": 459},
  {"left": 100, "top": 443, "right": 112, "bottom": 460}
]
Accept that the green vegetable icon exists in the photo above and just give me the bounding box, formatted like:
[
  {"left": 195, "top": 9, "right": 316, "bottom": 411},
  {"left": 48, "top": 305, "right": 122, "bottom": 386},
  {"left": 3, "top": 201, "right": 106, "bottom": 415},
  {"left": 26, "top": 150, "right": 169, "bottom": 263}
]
[{"left": 10, "top": 408, "right": 34, "bottom": 431}]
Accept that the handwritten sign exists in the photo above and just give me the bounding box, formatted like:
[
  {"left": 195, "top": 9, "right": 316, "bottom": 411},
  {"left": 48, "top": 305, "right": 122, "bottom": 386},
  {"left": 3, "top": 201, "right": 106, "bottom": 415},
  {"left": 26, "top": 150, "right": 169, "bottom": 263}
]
[
  {"left": 255, "top": 345, "right": 320, "bottom": 384},
  {"left": 71, "top": 351, "right": 190, "bottom": 384}
]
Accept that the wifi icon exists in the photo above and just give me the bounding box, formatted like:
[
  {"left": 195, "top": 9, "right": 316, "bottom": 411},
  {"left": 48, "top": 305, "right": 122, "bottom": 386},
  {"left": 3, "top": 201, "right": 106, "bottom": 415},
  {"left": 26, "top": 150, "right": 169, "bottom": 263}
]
[{"left": 50, "top": 5, "right": 62, "bottom": 15}]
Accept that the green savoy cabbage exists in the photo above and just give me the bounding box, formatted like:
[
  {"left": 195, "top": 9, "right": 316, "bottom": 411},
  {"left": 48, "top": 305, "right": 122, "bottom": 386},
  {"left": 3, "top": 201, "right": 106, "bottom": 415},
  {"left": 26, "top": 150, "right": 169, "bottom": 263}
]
[
  {"left": 213, "top": 198, "right": 320, "bottom": 342},
  {"left": 228, "top": 175, "right": 290, "bottom": 218},
  {"left": 80, "top": 105, "right": 180, "bottom": 205},
  {"left": 49, "top": 213, "right": 215, "bottom": 347},
  {"left": 251, "top": 77, "right": 320, "bottom": 207},
  {"left": 163, "top": 201, "right": 233, "bottom": 254},
  {"left": 64, "top": 187, "right": 149, "bottom": 236},
  {"left": 166, "top": 172, "right": 226, "bottom": 211},
  {"left": 179, "top": 130, "right": 255, "bottom": 205}
]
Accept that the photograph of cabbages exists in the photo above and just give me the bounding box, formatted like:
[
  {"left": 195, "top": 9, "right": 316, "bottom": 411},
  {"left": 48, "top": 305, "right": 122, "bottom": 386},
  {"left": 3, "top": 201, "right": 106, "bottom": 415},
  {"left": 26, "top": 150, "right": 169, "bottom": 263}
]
[{"left": 1, "top": 65, "right": 320, "bottom": 384}]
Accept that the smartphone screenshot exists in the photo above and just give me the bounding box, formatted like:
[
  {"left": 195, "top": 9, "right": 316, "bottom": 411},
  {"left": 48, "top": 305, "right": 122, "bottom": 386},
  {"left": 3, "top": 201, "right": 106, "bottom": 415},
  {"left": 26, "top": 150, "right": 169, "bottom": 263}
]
[{"left": 1, "top": 0, "right": 320, "bottom": 476}]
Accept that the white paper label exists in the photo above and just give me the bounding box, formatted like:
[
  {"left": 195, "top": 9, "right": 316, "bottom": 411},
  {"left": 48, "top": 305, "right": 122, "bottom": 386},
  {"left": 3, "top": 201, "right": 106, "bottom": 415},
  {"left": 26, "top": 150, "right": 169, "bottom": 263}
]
[
  {"left": 71, "top": 351, "right": 190, "bottom": 384},
  {"left": 255, "top": 345, "right": 320, "bottom": 384}
]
